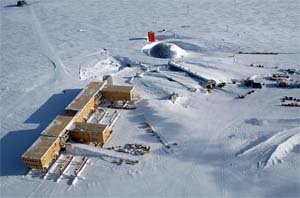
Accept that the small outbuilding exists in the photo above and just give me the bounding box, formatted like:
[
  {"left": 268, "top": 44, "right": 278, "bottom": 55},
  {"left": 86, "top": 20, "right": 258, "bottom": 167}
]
[{"left": 102, "top": 85, "right": 135, "bottom": 101}]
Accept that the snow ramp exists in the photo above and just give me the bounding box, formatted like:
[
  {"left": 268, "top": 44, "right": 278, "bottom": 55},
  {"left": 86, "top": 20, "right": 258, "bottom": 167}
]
[{"left": 237, "top": 127, "right": 300, "bottom": 168}]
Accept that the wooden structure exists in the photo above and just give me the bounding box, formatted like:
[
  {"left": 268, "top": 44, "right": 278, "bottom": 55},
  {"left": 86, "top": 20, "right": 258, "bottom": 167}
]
[
  {"left": 22, "top": 116, "right": 72, "bottom": 170},
  {"left": 22, "top": 80, "right": 135, "bottom": 171},
  {"left": 102, "top": 85, "right": 135, "bottom": 101},
  {"left": 41, "top": 115, "right": 73, "bottom": 140},
  {"left": 22, "top": 136, "right": 60, "bottom": 170},
  {"left": 40, "top": 116, "right": 73, "bottom": 137},
  {"left": 65, "top": 81, "right": 107, "bottom": 116},
  {"left": 69, "top": 122, "right": 111, "bottom": 145}
]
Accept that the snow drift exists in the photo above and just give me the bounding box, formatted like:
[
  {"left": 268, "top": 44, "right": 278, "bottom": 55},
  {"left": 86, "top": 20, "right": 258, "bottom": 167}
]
[
  {"left": 79, "top": 49, "right": 121, "bottom": 80},
  {"left": 237, "top": 127, "right": 300, "bottom": 168}
]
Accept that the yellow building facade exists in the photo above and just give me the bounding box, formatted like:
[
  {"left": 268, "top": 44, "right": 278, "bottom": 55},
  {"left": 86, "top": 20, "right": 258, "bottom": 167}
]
[
  {"left": 22, "top": 81, "right": 135, "bottom": 170},
  {"left": 69, "top": 122, "right": 111, "bottom": 145},
  {"left": 102, "top": 85, "right": 134, "bottom": 101},
  {"left": 22, "top": 136, "right": 61, "bottom": 170}
]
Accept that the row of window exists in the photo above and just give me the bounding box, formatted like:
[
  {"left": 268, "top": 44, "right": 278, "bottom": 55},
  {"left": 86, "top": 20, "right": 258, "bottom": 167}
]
[
  {"left": 73, "top": 132, "right": 101, "bottom": 138},
  {"left": 23, "top": 158, "right": 38, "bottom": 163},
  {"left": 25, "top": 161, "right": 41, "bottom": 169}
]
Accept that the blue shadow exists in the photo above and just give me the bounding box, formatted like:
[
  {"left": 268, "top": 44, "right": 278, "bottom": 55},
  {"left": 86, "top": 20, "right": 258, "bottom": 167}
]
[{"left": 0, "top": 89, "right": 81, "bottom": 176}]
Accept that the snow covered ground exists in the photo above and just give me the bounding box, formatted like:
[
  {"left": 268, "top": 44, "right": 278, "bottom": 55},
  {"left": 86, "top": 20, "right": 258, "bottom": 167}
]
[{"left": 1, "top": 0, "right": 299, "bottom": 197}]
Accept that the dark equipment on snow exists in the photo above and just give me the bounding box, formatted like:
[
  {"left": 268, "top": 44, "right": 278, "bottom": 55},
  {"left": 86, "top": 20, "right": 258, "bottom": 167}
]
[{"left": 17, "top": 0, "right": 27, "bottom": 7}]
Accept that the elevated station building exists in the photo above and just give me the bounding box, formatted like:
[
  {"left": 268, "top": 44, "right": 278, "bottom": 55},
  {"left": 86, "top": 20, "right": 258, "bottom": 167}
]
[{"left": 22, "top": 80, "right": 135, "bottom": 170}]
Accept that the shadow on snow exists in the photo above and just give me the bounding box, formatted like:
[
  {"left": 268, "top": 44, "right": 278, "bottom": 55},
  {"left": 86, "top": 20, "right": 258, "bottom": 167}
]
[{"left": 0, "top": 89, "right": 81, "bottom": 176}]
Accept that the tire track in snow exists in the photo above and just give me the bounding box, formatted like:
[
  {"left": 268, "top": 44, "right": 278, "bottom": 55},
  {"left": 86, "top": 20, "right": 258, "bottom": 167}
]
[
  {"left": 181, "top": 90, "right": 280, "bottom": 197},
  {"left": 214, "top": 93, "right": 290, "bottom": 197},
  {"left": 179, "top": 99, "right": 254, "bottom": 196},
  {"left": 1, "top": 6, "right": 72, "bottom": 119},
  {"left": 181, "top": 115, "right": 242, "bottom": 198},
  {"left": 237, "top": 127, "right": 300, "bottom": 167},
  {"left": 26, "top": 180, "right": 46, "bottom": 197},
  {"left": 29, "top": 6, "right": 74, "bottom": 82}
]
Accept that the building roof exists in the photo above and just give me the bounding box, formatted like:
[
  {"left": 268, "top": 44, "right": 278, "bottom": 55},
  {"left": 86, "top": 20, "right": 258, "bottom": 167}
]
[
  {"left": 65, "top": 81, "right": 106, "bottom": 111},
  {"left": 22, "top": 136, "right": 57, "bottom": 160},
  {"left": 71, "top": 122, "right": 108, "bottom": 134},
  {"left": 41, "top": 115, "right": 73, "bottom": 137},
  {"left": 103, "top": 85, "right": 134, "bottom": 93}
]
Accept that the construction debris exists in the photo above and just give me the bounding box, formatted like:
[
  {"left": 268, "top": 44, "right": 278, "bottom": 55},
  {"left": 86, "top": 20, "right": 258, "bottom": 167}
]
[
  {"left": 106, "top": 144, "right": 150, "bottom": 156},
  {"left": 280, "top": 96, "right": 300, "bottom": 107},
  {"left": 112, "top": 159, "right": 139, "bottom": 166},
  {"left": 67, "top": 143, "right": 140, "bottom": 166},
  {"left": 108, "top": 100, "right": 136, "bottom": 110},
  {"left": 250, "top": 64, "right": 264, "bottom": 68},
  {"left": 237, "top": 51, "right": 278, "bottom": 55},
  {"left": 267, "top": 69, "right": 300, "bottom": 88},
  {"left": 281, "top": 103, "right": 300, "bottom": 107},
  {"left": 125, "top": 160, "right": 139, "bottom": 165},
  {"left": 237, "top": 90, "right": 255, "bottom": 99},
  {"left": 100, "top": 99, "right": 136, "bottom": 110},
  {"left": 145, "top": 122, "right": 176, "bottom": 153},
  {"left": 270, "top": 74, "right": 290, "bottom": 81},
  {"left": 101, "top": 154, "right": 139, "bottom": 166},
  {"left": 281, "top": 96, "right": 300, "bottom": 103}
]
